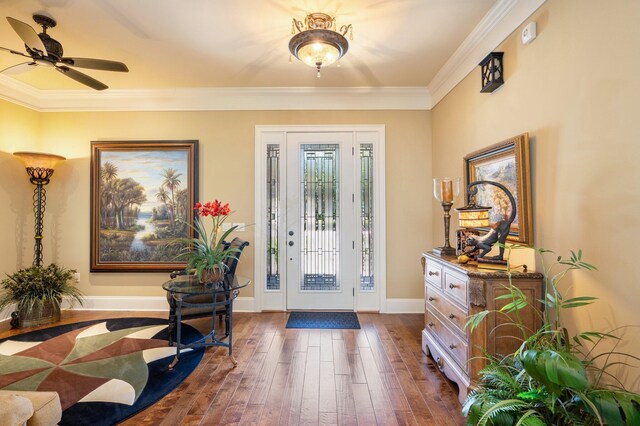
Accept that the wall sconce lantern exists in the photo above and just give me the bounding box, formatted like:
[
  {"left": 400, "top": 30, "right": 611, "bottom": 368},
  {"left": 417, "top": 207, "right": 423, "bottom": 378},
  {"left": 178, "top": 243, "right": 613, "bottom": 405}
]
[
  {"left": 479, "top": 51, "right": 504, "bottom": 93},
  {"left": 13, "top": 151, "right": 66, "bottom": 267}
]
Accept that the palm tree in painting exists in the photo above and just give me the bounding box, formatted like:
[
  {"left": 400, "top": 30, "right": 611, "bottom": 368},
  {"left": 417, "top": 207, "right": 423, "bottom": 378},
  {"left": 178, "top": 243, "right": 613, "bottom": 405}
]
[
  {"left": 100, "top": 162, "right": 119, "bottom": 228},
  {"left": 175, "top": 188, "right": 188, "bottom": 222},
  {"left": 161, "top": 168, "right": 182, "bottom": 230},
  {"left": 155, "top": 186, "right": 169, "bottom": 217},
  {"left": 111, "top": 178, "right": 147, "bottom": 230}
]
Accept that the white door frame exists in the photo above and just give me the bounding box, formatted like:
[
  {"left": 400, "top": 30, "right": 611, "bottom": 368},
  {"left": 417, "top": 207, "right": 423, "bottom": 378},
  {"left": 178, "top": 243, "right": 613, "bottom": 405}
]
[{"left": 254, "top": 125, "right": 386, "bottom": 312}]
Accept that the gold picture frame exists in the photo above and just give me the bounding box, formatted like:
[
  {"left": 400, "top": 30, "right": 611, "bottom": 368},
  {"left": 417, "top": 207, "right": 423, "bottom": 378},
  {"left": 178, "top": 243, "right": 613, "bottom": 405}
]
[
  {"left": 463, "top": 133, "right": 533, "bottom": 245},
  {"left": 90, "top": 140, "right": 199, "bottom": 272}
]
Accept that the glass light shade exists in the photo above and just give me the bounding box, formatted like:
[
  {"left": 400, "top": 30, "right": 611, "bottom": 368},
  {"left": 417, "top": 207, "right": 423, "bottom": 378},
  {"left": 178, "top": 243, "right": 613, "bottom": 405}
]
[
  {"left": 298, "top": 42, "right": 340, "bottom": 67},
  {"left": 458, "top": 208, "right": 490, "bottom": 228},
  {"left": 13, "top": 151, "right": 65, "bottom": 169},
  {"left": 433, "top": 177, "right": 460, "bottom": 203},
  {"left": 289, "top": 27, "right": 349, "bottom": 72}
]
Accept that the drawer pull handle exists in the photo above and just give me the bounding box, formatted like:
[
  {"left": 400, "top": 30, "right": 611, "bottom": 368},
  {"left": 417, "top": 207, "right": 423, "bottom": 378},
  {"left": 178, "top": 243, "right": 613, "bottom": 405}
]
[
  {"left": 435, "top": 356, "right": 444, "bottom": 369},
  {"left": 428, "top": 322, "right": 435, "bottom": 327},
  {"left": 449, "top": 344, "right": 456, "bottom": 350},
  {"left": 428, "top": 271, "right": 439, "bottom": 276},
  {"left": 448, "top": 313, "right": 456, "bottom": 319},
  {"left": 448, "top": 283, "right": 457, "bottom": 289},
  {"left": 428, "top": 297, "right": 435, "bottom": 302}
]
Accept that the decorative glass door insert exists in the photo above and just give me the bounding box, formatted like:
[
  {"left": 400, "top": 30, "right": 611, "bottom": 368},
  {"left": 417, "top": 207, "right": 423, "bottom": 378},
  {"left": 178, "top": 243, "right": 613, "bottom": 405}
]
[
  {"left": 286, "top": 133, "right": 355, "bottom": 310},
  {"left": 299, "top": 144, "right": 340, "bottom": 291}
]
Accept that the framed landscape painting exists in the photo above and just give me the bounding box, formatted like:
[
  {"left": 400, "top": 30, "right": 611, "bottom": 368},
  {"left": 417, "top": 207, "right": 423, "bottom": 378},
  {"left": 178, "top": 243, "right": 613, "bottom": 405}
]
[
  {"left": 90, "top": 141, "right": 198, "bottom": 272},
  {"left": 463, "top": 133, "right": 533, "bottom": 245}
]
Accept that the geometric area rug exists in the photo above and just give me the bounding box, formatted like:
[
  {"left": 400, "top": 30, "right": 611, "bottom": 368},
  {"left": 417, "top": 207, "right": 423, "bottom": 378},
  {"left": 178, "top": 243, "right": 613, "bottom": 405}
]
[{"left": 0, "top": 317, "right": 204, "bottom": 426}]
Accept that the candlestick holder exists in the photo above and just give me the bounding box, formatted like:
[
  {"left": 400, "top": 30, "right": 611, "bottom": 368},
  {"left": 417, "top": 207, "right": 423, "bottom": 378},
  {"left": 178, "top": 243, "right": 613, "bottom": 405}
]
[{"left": 433, "top": 177, "right": 460, "bottom": 257}]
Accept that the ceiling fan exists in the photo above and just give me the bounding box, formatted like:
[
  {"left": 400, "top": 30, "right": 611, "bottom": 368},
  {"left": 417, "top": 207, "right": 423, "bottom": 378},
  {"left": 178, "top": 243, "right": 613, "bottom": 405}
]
[{"left": 0, "top": 14, "right": 128, "bottom": 90}]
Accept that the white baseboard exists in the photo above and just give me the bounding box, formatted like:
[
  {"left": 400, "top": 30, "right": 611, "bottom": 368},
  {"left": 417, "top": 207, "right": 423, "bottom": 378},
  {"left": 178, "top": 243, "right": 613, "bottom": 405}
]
[
  {"left": 2, "top": 297, "right": 419, "bottom": 322},
  {"left": 65, "top": 296, "right": 256, "bottom": 313},
  {"left": 384, "top": 298, "right": 424, "bottom": 314},
  {"left": 0, "top": 296, "right": 256, "bottom": 320}
]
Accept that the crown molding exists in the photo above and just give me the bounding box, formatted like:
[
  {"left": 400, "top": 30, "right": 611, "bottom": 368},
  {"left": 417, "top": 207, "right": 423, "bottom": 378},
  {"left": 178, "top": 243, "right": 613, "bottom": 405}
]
[
  {"left": 0, "top": 79, "right": 431, "bottom": 112},
  {"left": 428, "top": 0, "right": 546, "bottom": 108},
  {"left": 0, "top": 0, "right": 545, "bottom": 112}
]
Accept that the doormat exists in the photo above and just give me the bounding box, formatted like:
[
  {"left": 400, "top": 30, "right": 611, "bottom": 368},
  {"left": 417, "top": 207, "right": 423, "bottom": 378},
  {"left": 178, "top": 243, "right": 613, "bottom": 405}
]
[
  {"left": 286, "top": 311, "right": 360, "bottom": 329},
  {"left": 0, "top": 317, "right": 204, "bottom": 426}
]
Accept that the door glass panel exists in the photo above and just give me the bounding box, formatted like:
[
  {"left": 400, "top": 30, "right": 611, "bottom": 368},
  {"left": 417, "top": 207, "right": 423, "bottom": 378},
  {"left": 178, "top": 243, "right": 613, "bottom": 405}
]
[
  {"left": 360, "top": 143, "right": 374, "bottom": 291},
  {"left": 300, "top": 144, "right": 340, "bottom": 291},
  {"left": 266, "top": 144, "right": 280, "bottom": 290}
]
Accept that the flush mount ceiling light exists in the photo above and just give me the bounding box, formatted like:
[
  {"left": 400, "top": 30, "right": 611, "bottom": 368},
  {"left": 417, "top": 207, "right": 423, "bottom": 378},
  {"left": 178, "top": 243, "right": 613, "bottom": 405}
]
[{"left": 289, "top": 13, "right": 352, "bottom": 78}]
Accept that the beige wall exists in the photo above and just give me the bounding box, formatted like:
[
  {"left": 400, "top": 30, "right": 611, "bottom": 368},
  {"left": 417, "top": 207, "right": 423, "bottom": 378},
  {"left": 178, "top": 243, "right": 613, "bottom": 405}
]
[
  {"left": 432, "top": 0, "right": 640, "bottom": 391},
  {"left": 0, "top": 107, "right": 432, "bottom": 300},
  {"left": 0, "top": 100, "right": 41, "bottom": 278}
]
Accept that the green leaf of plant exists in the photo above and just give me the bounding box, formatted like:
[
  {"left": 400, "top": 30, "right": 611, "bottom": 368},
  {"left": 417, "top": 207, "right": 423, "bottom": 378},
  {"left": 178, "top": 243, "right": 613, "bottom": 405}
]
[
  {"left": 477, "top": 399, "right": 529, "bottom": 426},
  {"left": 521, "top": 349, "right": 589, "bottom": 394},
  {"left": 465, "top": 310, "right": 490, "bottom": 331},
  {"left": 516, "top": 390, "right": 540, "bottom": 401},
  {"left": 561, "top": 301, "right": 595, "bottom": 309},
  {"left": 514, "top": 410, "right": 546, "bottom": 426}
]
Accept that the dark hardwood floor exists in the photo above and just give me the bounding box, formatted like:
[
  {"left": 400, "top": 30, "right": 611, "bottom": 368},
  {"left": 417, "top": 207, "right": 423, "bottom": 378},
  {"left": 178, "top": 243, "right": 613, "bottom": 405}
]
[{"left": 0, "top": 311, "right": 466, "bottom": 425}]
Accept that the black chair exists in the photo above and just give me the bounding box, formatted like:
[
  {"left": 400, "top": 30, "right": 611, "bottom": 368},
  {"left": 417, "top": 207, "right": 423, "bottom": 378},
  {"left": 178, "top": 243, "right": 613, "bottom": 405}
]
[{"left": 166, "top": 237, "right": 249, "bottom": 345}]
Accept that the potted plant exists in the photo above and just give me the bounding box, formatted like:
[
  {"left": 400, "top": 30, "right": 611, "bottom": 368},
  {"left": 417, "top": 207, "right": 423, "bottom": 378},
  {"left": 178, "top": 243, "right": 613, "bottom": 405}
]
[
  {"left": 0, "top": 263, "right": 84, "bottom": 328},
  {"left": 177, "top": 200, "right": 240, "bottom": 283},
  {"left": 463, "top": 247, "right": 640, "bottom": 425}
]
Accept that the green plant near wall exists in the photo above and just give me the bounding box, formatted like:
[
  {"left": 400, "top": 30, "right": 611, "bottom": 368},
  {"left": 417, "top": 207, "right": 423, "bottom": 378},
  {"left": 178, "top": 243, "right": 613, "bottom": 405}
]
[
  {"left": 0, "top": 263, "right": 84, "bottom": 326},
  {"left": 463, "top": 247, "right": 640, "bottom": 426}
]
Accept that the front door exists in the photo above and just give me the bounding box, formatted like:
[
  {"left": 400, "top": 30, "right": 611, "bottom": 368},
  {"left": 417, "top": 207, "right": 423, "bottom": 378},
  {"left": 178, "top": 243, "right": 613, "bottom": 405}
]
[{"left": 285, "top": 132, "right": 355, "bottom": 310}]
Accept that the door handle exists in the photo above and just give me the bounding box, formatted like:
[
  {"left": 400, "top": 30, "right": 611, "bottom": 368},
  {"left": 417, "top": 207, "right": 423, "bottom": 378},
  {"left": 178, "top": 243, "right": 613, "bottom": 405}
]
[{"left": 288, "top": 241, "right": 294, "bottom": 246}]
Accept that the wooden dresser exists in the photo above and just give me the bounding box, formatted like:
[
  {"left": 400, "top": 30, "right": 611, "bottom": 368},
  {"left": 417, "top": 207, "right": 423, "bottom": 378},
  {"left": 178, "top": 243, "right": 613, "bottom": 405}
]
[{"left": 421, "top": 251, "right": 543, "bottom": 404}]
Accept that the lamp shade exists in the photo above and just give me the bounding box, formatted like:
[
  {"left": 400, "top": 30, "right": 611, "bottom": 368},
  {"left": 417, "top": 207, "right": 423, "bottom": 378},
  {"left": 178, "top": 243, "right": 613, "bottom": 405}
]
[
  {"left": 289, "top": 29, "right": 348, "bottom": 68},
  {"left": 13, "top": 151, "right": 66, "bottom": 170},
  {"left": 433, "top": 177, "right": 460, "bottom": 203},
  {"left": 456, "top": 205, "right": 491, "bottom": 228}
]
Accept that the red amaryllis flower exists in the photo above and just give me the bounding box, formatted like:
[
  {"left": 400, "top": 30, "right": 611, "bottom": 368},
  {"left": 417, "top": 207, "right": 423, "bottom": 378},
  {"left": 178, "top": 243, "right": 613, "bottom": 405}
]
[{"left": 181, "top": 200, "right": 238, "bottom": 282}]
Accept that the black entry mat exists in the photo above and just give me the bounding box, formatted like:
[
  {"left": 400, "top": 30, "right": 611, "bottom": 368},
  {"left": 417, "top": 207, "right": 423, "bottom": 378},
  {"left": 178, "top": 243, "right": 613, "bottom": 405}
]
[{"left": 285, "top": 311, "right": 361, "bottom": 329}]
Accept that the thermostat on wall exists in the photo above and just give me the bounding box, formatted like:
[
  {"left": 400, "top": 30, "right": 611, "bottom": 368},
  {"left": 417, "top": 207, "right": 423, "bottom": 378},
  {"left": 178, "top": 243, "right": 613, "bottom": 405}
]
[{"left": 522, "top": 22, "right": 537, "bottom": 44}]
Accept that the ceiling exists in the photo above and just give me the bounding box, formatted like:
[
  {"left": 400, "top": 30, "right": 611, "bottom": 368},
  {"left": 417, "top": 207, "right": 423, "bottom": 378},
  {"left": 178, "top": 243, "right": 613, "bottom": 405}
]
[{"left": 0, "top": 0, "right": 497, "bottom": 91}]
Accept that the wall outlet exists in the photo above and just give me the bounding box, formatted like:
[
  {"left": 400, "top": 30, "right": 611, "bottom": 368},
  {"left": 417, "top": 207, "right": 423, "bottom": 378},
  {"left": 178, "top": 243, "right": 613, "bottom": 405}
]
[
  {"left": 73, "top": 272, "right": 80, "bottom": 283},
  {"left": 222, "top": 223, "right": 245, "bottom": 232}
]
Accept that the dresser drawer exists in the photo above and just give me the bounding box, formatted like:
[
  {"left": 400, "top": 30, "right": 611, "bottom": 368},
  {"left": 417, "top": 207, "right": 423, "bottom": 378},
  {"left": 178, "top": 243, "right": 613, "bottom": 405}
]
[
  {"left": 444, "top": 270, "right": 468, "bottom": 307},
  {"left": 426, "top": 308, "right": 469, "bottom": 371},
  {"left": 425, "top": 261, "right": 443, "bottom": 288},
  {"left": 426, "top": 286, "right": 468, "bottom": 337}
]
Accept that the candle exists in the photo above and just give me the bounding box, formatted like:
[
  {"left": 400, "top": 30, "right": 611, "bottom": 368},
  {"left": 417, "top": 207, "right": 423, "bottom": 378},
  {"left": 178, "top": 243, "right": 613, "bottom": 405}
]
[{"left": 442, "top": 180, "right": 453, "bottom": 202}]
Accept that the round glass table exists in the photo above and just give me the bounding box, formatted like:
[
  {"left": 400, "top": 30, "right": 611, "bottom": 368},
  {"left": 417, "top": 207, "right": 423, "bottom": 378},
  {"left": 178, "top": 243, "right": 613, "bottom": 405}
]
[{"left": 162, "top": 274, "right": 251, "bottom": 368}]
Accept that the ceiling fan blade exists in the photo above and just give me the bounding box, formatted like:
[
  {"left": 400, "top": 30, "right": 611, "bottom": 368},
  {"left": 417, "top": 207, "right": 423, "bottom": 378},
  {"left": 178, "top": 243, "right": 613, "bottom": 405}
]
[
  {"left": 55, "top": 65, "right": 108, "bottom": 90},
  {"left": 61, "top": 57, "right": 128, "bottom": 72},
  {"left": 1, "top": 61, "right": 37, "bottom": 75},
  {"left": 0, "top": 46, "right": 32, "bottom": 58},
  {"left": 6, "top": 17, "right": 47, "bottom": 55}
]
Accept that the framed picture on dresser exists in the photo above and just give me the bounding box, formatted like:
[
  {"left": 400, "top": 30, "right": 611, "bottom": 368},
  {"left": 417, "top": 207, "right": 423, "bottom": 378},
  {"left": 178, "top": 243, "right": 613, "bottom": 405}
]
[{"left": 463, "top": 133, "right": 533, "bottom": 246}]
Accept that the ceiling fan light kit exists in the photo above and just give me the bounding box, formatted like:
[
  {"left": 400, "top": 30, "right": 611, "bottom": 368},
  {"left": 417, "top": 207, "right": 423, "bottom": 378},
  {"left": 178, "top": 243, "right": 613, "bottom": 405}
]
[
  {"left": 0, "top": 14, "right": 128, "bottom": 90},
  {"left": 289, "top": 13, "right": 352, "bottom": 78}
]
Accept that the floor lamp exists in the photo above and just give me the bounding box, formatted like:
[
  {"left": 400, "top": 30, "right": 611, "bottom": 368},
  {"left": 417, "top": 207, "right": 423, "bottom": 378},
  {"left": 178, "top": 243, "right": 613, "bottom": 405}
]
[{"left": 14, "top": 151, "right": 66, "bottom": 267}]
